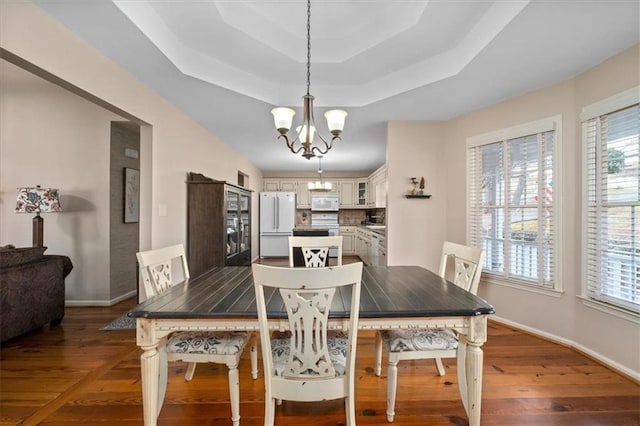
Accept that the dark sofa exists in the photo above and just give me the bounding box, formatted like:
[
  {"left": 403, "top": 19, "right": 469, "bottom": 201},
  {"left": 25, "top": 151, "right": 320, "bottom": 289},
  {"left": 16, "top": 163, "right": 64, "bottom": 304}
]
[{"left": 0, "top": 247, "right": 73, "bottom": 343}]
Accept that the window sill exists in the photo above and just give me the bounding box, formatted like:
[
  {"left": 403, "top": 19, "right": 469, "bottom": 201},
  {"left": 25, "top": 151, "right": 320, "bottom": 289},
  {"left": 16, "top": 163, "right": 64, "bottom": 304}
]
[
  {"left": 577, "top": 296, "right": 640, "bottom": 324},
  {"left": 482, "top": 274, "right": 563, "bottom": 298}
]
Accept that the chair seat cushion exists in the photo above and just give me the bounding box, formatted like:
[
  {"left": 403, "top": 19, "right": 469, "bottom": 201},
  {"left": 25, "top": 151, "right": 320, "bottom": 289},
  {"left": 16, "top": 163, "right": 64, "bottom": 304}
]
[
  {"left": 167, "top": 331, "right": 250, "bottom": 355},
  {"left": 271, "top": 331, "right": 349, "bottom": 376},
  {"left": 381, "top": 328, "right": 458, "bottom": 352}
]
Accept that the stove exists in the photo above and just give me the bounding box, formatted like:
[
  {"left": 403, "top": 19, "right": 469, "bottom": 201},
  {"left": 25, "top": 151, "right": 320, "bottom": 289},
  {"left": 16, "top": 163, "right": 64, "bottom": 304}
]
[{"left": 311, "top": 213, "right": 339, "bottom": 257}]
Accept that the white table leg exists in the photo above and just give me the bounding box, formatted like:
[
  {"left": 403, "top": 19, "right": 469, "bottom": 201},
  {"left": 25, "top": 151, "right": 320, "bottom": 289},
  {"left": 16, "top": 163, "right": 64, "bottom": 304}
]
[
  {"left": 465, "top": 340, "right": 484, "bottom": 426},
  {"left": 141, "top": 344, "right": 160, "bottom": 426}
]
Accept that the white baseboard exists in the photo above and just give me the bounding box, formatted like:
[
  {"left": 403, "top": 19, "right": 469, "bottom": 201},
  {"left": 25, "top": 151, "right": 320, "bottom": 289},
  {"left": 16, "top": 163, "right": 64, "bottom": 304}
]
[
  {"left": 65, "top": 290, "right": 137, "bottom": 307},
  {"left": 491, "top": 315, "right": 640, "bottom": 382}
]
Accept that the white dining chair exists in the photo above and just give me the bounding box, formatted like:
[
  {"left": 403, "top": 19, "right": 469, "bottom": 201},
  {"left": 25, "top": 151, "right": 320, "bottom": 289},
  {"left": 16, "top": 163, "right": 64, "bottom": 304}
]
[
  {"left": 137, "top": 244, "right": 258, "bottom": 426},
  {"left": 373, "top": 241, "right": 485, "bottom": 422},
  {"left": 287, "top": 235, "right": 343, "bottom": 267},
  {"left": 252, "top": 262, "right": 363, "bottom": 426}
]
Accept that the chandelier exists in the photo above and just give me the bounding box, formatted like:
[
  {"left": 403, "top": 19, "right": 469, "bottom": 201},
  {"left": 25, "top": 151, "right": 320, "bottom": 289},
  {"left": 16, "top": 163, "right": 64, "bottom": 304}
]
[
  {"left": 271, "top": 0, "right": 347, "bottom": 160},
  {"left": 308, "top": 155, "right": 332, "bottom": 192}
]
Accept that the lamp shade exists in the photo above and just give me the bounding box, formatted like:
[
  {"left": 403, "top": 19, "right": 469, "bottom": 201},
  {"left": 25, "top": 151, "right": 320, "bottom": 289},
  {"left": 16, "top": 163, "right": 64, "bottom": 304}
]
[
  {"left": 324, "top": 109, "right": 347, "bottom": 132},
  {"left": 15, "top": 187, "right": 62, "bottom": 213},
  {"left": 271, "top": 107, "right": 295, "bottom": 131}
]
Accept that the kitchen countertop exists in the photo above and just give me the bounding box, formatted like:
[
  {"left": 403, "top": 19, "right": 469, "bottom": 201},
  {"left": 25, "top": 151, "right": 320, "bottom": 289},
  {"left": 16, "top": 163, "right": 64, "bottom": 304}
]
[{"left": 339, "top": 224, "right": 386, "bottom": 236}]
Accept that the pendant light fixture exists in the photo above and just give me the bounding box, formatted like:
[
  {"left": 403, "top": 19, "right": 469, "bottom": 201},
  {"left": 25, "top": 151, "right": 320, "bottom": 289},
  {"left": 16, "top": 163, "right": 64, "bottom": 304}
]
[
  {"left": 271, "top": 0, "right": 347, "bottom": 160},
  {"left": 308, "top": 155, "right": 332, "bottom": 192}
]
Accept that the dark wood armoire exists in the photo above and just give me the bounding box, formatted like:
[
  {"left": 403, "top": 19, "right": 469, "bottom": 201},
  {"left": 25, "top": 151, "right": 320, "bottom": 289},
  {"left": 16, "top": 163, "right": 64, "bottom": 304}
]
[{"left": 186, "top": 172, "right": 252, "bottom": 278}]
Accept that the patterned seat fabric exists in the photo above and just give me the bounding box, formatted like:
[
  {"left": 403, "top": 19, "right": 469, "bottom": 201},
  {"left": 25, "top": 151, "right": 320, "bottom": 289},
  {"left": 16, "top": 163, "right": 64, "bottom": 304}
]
[
  {"left": 381, "top": 328, "right": 458, "bottom": 352},
  {"left": 270, "top": 331, "right": 349, "bottom": 376},
  {"left": 167, "top": 331, "right": 251, "bottom": 355}
]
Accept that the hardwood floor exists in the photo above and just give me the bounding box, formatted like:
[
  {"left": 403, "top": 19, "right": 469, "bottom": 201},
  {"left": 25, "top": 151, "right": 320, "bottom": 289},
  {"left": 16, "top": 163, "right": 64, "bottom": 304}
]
[{"left": 1, "top": 259, "right": 638, "bottom": 425}]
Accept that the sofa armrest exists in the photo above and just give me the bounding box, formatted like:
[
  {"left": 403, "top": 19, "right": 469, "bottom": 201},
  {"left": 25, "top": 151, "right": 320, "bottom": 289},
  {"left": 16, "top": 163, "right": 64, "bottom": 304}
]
[{"left": 0, "top": 255, "right": 73, "bottom": 343}]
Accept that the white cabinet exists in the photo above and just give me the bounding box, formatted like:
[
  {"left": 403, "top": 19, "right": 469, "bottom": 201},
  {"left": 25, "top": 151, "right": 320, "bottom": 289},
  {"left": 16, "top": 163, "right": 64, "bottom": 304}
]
[
  {"left": 367, "top": 165, "right": 387, "bottom": 208},
  {"left": 296, "top": 181, "right": 311, "bottom": 208},
  {"left": 355, "top": 227, "right": 372, "bottom": 265},
  {"left": 280, "top": 181, "right": 297, "bottom": 192},
  {"left": 378, "top": 234, "right": 387, "bottom": 266},
  {"left": 356, "top": 180, "right": 367, "bottom": 207},
  {"left": 262, "top": 179, "right": 297, "bottom": 192},
  {"left": 340, "top": 226, "right": 356, "bottom": 255},
  {"left": 338, "top": 181, "right": 356, "bottom": 207},
  {"left": 263, "top": 179, "right": 280, "bottom": 191}
]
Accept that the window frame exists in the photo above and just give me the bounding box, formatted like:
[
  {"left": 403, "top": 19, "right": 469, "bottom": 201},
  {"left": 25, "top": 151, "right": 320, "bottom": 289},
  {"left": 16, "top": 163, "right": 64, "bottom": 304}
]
[
  {"left": 580, "top": 87, "right": 640, "bottom": 319},
  {"left": 467, "top": 115, "right": 563, "bottom": 294}
]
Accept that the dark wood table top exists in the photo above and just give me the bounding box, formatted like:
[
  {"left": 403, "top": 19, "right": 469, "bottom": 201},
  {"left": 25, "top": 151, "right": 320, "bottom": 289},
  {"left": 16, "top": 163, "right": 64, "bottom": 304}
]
[{"left": 129, "top": 266, "right": 495, "bottom": 320}]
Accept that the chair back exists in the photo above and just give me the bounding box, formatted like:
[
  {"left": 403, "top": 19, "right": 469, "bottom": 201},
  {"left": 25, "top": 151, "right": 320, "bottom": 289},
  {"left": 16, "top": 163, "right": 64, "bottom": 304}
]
[
  {"left": 438, "top": 241, "right": 485, "bottom": 295},
  {"left": 252, "top": 262, "right": 363, "bottom": 382},
  {"left": 136, "top": 244, "right": 190, "bottom": 299},
  {"left": 288, "top": 236, "right": 343, "bottom": 267}
]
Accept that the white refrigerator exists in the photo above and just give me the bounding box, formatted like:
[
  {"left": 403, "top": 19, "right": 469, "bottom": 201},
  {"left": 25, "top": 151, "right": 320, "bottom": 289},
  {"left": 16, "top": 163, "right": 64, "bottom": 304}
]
[{"left": 259, "top": 191, "right": 296, "bottom": 257}]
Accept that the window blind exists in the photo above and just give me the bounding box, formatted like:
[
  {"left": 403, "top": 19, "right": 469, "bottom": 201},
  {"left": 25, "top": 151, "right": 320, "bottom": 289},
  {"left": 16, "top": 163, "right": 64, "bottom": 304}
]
[
  {"left": 584, "top": 104, "right": 640, "bottom": 313},
  {"left": 468, "top": 117, "right": 559, "bottom": 289}
]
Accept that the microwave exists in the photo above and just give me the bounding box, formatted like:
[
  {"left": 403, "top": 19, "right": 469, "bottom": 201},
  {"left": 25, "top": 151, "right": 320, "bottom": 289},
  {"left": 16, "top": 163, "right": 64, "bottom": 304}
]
[{"left": 311, "top": 195, "right": 339, "bottom": 211}]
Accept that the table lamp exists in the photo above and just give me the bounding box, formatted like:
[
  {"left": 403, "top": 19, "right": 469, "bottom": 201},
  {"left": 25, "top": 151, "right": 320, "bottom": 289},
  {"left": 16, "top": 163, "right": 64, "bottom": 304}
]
[{"left": 15, "top": 186, "right": 62, "bottom": 248}]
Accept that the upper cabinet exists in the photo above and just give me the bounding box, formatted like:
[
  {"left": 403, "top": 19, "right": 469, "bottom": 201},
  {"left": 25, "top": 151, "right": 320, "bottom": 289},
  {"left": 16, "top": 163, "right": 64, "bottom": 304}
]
[
  {"left": 296, "top": 181, "right": 311, "bottom": 208},
  {"left": 262, "top": 166, "right": 386, "bottom": 209},
  {"left": 368, "top": 165, "right": 387, "bottom": 208},
  {"left": 263, "top": 179, "right": 297, "bottom": 192},
  {"left": 338, "top": 181, "right": 356, "bottom": 207},
  {"left": 356, "top": 179, "right": 368, "bottom": 207}
]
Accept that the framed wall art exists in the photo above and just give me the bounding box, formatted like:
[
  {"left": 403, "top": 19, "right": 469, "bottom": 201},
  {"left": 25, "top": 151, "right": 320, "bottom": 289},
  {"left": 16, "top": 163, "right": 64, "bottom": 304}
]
[{"left": 124, "top": 167, "right": 140, "bottom": 223}]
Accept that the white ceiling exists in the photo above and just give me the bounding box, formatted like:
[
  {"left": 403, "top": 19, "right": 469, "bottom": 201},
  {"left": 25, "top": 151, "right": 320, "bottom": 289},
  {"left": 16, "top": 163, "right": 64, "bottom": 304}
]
[{"left": 33, "top": 0, "right": 639, "bottom": 173}]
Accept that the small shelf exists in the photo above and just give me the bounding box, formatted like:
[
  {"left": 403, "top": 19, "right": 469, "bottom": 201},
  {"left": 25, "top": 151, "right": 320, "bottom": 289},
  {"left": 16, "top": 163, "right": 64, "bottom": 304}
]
[{"left": 405, "top": 194, "right": 431, "bottom": 199}]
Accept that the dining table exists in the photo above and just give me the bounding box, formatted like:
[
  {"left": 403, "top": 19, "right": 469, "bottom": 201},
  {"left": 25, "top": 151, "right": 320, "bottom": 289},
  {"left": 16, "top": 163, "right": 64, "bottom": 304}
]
[{"left": 129, "top": 265, "right": 495, "bottom": 426}]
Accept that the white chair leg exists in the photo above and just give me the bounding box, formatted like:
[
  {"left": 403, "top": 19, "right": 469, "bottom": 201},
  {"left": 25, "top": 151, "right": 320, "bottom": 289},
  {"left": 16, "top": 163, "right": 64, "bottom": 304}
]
[
  {"left": 374, "top": 332, "right": 383, "bottom": 376},
  {"left": 435, "top": 358, "right": 446, "bottom": 376},
  {"left": 345, "top": 395, "right": 356, "bottom": 426},
  {"left": 184, "top": 362, "right": 197, "bottom": 381},
  {"left": 227, "top": 361, "right": 241, "bottom": 426},
  {"left": 250, "top": 334, "right": 259, "bottom": 380},
  {"left": 265, "top": 396, "right": 276, "bottom": 426},
  {"left": 386, "top": 359, "right": 398, "bottom": 422}
]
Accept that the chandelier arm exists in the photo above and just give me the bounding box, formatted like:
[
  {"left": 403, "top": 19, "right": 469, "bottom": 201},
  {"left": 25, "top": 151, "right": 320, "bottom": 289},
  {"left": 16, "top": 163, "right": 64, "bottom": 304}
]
[
  {"left": 277, "top": 134, "right": 305, "bottom": 155},
  {"left": 310, "top": 134, "right": 341, "bottom": 156}
]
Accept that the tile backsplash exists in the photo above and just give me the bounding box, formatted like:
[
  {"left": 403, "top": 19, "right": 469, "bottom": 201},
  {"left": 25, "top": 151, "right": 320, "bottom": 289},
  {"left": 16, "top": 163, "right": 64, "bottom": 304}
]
[
  {"left": 295, "top": 208, "right": 384, "bottom": 226},
  {"left": 339, "top": 209, "right": 366, "bottom": 225}
]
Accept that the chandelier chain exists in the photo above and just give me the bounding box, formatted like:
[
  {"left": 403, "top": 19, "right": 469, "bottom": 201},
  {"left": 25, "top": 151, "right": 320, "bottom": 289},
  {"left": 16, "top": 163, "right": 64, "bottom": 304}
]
[{"left": 306, "top": 0, "right": 311, "bottom": 96}]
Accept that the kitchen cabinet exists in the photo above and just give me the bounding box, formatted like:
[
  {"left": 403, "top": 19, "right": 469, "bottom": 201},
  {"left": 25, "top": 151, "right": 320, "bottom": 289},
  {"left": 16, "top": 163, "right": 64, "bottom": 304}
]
[
  {"left": 263, "top": 179, "right": 297, "bottom": 192},
  {"left": 338, "top": 181, "right": 356, "bottom": 207},
  {"left": 356, "top": 179, "right": 367, "bottom": 207},
  {"left": 368, "top": 164, "right": 387, "bottom": 208},
  {"left": 187, "top": 173, "right": 252, "bottom": 278},
  {"left": 378, "top": 234, "right": 387, "bottom": 266},
  {"left": 339, "top": 226, "right": 356, "bottom": 255},
  {"left": 355, "top": 227, "right": 372, "bottom": 265},
  {"left": 296, "top": 181, "right": 311, "bottom": 208}
]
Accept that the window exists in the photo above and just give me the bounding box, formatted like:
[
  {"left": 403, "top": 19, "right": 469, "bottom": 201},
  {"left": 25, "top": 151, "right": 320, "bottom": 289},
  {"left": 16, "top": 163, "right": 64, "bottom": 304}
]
[
  {"left": 582, "top": 88, "right": 639, "bottom": 315},
  {"left": 467, "top": 116, "right": 561, "bottom": 291}
]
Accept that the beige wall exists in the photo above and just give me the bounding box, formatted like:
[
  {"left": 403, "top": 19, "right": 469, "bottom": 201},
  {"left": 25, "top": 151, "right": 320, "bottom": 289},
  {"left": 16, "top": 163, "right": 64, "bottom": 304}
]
[
  {"left": 387, "top": 45, "right": 639, "bottom": 376},
  {"left": 387, "top": 121, "right": 447, "bottom": 272},
  {"left": 0, "top": 2, "right": 263, "bottom": 303},
  {"left": 0, "top": 60, "right": 120, "bottom": 301}
]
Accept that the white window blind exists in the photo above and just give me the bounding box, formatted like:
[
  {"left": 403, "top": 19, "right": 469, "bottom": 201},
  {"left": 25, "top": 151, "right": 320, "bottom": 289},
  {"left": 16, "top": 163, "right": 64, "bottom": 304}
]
[
  {"left": 583, "top": 101, "right": 639, "bottom": 314},
  {"left": 468, "top": 117, "right": 560, "bottom": 289}
]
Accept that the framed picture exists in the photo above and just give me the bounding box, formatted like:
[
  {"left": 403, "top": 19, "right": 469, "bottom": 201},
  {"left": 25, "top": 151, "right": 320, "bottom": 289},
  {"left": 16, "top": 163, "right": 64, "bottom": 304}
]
[{"left": 124, "top": 168, "right": 140, "bottom": 223}]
